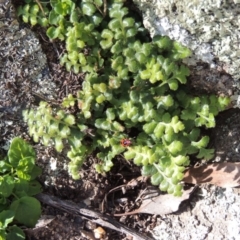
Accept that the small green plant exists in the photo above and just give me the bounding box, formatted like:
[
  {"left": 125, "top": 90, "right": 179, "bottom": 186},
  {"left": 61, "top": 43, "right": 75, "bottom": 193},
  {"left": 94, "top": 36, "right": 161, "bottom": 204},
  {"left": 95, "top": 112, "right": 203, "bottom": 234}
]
[
  {"left": 0, "top": 137, "right": 42, "bottom": 239},
  {"left": 19, "top": 0, "right": 230, "bottom": 196},
  {"left": 17, "top": 0, "right": 49, "bottom": 27}
]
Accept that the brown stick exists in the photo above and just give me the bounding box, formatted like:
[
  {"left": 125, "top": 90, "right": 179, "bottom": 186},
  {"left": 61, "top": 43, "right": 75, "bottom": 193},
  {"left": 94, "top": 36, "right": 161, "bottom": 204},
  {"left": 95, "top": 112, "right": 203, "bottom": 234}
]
[
  {"left": 36, "top": 193, "right": 153, "bottom": 240},
  {"left": 34, "top": 0, "right": 46, "bottom": 16}
]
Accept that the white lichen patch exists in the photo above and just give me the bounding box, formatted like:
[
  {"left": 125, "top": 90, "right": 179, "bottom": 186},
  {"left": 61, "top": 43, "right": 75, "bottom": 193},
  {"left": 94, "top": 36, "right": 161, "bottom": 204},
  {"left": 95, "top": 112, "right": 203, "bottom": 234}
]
[
  {"left": 0, "top": 0, "right": 57, "bottom": 109},
  {"left": 0, "top": 0, "right": 58, "bottom": 152},
  {"left": 151, "top": 186, "right": 240, "bottom": 240},
  {"left": 134, "top": 0, "right": 240, "bottom": 81}
]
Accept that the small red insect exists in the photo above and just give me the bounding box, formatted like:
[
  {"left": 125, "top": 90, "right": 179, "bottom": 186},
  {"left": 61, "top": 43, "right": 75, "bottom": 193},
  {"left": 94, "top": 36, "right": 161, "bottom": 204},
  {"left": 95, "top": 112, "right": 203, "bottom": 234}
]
[{"left": 120, "top": 138, "right": 132, "bottom": 147}]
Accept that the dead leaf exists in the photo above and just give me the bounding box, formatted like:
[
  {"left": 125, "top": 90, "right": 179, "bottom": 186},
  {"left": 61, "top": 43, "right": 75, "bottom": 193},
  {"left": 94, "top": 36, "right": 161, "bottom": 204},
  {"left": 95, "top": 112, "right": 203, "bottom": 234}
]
[
  {"left": 35, "top": 215, "right": 55, "bottom": 228},
  {"left": 137, "top": 187, "right": 194, "bottom": 215},
  {"left": 183, "top": 162, "right": 240, "bottom": 187},
  {"left": 24, "top": 215, "right": 55, "bottom": 237},
  {"left": 114, "top": 187, "right": 195, "bottom": 216}
]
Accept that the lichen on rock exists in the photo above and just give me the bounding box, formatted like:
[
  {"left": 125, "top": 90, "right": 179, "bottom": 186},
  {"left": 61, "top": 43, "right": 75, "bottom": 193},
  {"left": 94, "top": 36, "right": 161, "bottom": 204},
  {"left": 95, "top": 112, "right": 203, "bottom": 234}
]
[
  {"left": 0, "top": 0, "right": 58, "bottom": 149},
  {"left": 133, "top": 0, "right": 240, "bottom": 81},
  {"left": 0, "top": 0, "right": 57, "bottom": 110}
]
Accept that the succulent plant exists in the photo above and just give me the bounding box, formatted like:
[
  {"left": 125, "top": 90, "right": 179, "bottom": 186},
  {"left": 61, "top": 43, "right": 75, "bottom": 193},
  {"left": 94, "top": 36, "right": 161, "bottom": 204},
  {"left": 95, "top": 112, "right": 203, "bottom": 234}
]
[{"left": 20, "top": 0, "right": 230, "bottom": 196}]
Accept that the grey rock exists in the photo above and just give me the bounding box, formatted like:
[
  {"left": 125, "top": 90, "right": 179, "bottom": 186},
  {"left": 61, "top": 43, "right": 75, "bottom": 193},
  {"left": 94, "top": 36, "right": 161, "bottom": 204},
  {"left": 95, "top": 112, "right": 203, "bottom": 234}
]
[{"left": 133, "top": 0, "right": 240, "bottom": 86}]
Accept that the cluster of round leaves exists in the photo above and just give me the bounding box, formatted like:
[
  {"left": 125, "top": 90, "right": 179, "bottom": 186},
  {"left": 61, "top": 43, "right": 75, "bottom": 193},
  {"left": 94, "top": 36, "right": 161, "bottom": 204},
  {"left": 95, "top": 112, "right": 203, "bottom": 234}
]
[
  {"left": 0, "top": 138, "right": 42, "bottom": 239},
  {"left": 20, "top": 0, "right": 230, "bottom": 196}
]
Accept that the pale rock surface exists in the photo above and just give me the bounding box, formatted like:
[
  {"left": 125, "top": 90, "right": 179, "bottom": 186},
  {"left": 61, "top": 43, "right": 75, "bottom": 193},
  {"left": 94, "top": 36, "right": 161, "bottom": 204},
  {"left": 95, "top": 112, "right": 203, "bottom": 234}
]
[
  {"left": 133, "top": 0, "right": 240, "bottom": 82},
  {"left": 151, "top": 186, "right": 240, "bottom": 240}
]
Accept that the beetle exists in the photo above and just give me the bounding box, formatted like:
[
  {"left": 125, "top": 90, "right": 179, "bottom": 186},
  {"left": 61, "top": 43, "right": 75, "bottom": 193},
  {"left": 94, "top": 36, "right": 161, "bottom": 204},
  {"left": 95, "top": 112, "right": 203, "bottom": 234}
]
[{"left": 120, "top": 138, "right": 132, "bottom": 147}]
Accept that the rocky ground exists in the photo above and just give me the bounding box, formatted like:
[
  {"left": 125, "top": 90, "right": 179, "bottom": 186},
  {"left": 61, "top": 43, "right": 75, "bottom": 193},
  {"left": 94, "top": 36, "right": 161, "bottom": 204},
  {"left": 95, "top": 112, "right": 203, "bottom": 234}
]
[{"left": 1, "top": 0, "right": 240, "bottom": 239}]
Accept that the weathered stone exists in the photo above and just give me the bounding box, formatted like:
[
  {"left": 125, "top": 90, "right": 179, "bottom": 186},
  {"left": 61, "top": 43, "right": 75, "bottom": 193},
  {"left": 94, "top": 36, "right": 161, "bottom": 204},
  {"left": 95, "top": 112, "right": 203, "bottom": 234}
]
[
  {"left": 133, "top": 0, "right": 240, "bottom": 85},
  {"left": 0, "top": 0, "right": 57, "bottom": 110},
  {"left": 0, "top": 0, "right": 57, "bottom": 148}
]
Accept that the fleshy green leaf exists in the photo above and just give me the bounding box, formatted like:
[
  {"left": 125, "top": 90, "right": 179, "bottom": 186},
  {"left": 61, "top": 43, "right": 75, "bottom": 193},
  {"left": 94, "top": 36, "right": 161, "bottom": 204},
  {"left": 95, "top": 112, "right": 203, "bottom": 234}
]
[
  {"left": 151, "top": 172, "right": 163, "bottom": 186},
  {"left": 49, "top": 10, "right": 61, "bottom": 25},
  {"left": 167, "top": 141, "right": 183, "bottom": 155},
  {"left": 70, "top": 9, "right": 79, "bottom": 22},
  {"left": 172, "top": 41, "right": 192, "bottom": 59},
  {"left": 126, "top": 28, "right": 138, "bottom": 38},
  {"left": 82, "top": 2, "right": 96, "bottom": 16},
  {"left": 153, "top": 35, "right": 171, "bottom": 50},
  {"left": 196, "top": 148, "right": 214, "bottom": 160},
  {"left": 109, "top": 4, "right": 128, "bottom": 19},
  {"left": 123, "top": 17, "right": 134, "bottom": 28},
  {"left": 64, "top": 115, "right": 75, "bottom": 125},
  {"left": 91, "top": 13, "right": 103, "bottom": 26},
  {"left": 46, "top": 26, "right": 60, "bottom": 39},
  {"left": 55, "top": 138, "right": 64, "bottom": 152},
  {"left": 100, "top": 29, "right": 113, "bottom": 49},
  {"left": 109, "top": 19, "right": 121, "bottom": 30}
]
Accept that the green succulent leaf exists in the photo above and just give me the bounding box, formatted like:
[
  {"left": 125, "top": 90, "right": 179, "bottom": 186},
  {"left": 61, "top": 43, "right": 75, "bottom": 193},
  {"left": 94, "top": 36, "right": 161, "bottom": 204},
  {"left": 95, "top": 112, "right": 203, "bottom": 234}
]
[
  {"left": 38, "top": 17, "right": 49, "bottom": 27},
  {"left": 94, "top": 0, "right": 103, "bottom": 7},
  {"left": 46, "top": 26, "right": 60, "bottom": 39},
  {"left": 100, "top": 29, "right": 113, "bottom": 49},
  {"left": 143, "top": 121, "right": 158, "bottom": 134},
  {"left": 49, "top": 10, "right": 61, "bottom": 25},
  {"left": 54, "top": 138, "right": 64, "bottom": 152},
  {"left": 167, "top": 140, "right": 183, "bottom": 155},
  {"left": 81, "top": 2, "right": 96, "bottom": 16},
  {"left": 217, "top": 96, "right": 231, "bottom": 110},
  {"left": 173, "top": 65, "right": 190, "bottom": 84},
  {"left": 154, "top": 123, "right": 165, "bottom": 139},
  {"left": 140, "top": 69, "right": 151, "bottom": 80},
  {"left": 142, "top": 165, "right": 157, "bottom": 176},
  {"left": 126, "top": 27, "right": 138, "bottom": 38},
  {"left": 135, "top": 52, "right": 147, "bottom": 64},
  {"left": 191, "top": 136, "right": 210, "bottom": 148},
  {"left": 168, "top": 79, "right": 179, "bottom": 90},
  {"left": 172, "top": 41, "right": 192, "bottom": 59},
  {"left": 29, "top": 4, "right": 40, "bottom": 15},
  {"left": 151, "top": 172, "right": 164, "bottom": 186},
  {"left": 62, "top": 94, "right": 76, "bottom": 108},
  {"left": 109, "top": 19, "right": 121, "bottom": 30},
  {"left": 109, "top": 4, "right": 128, "bottom": 19},
  {"left": 127, "top": 59, "right": 139, "bottom": 73},
  {"left": 64, "top": 114, "right": 75, "bottom": 125},
  {"left": 18, "top": 0, "right": 231, "bottom": 197},
  {"left": 91, "top": 13, "right": 103, "bottom": 26},
  {"left": 153, "top": 35, "right": 172, "bottom": 50},
  {"left": 111, "top": 40, "right": 124, "bottom": 54},
  {"left": 54, "top": 2, "right": 68, "bottom": 15},
  {"left": 172, "top": 155, "right": 189, "bottom": 166},
  {"left": 196, "top": 148, "right": 215, "bottom": 160},
  {"left": 70, "top": 9, "right": 79, "bottom": 23}
]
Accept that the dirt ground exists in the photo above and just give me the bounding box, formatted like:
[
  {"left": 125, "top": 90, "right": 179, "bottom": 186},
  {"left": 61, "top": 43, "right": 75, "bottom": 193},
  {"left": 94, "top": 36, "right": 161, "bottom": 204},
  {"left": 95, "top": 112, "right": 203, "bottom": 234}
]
[{"left": 1, "top": 0, "right": 240, "bottom": 239}]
